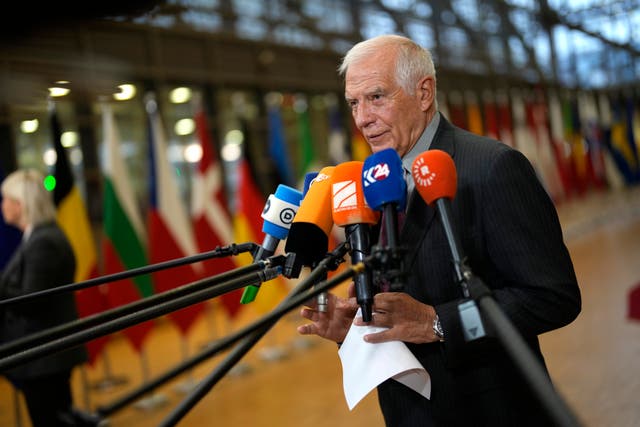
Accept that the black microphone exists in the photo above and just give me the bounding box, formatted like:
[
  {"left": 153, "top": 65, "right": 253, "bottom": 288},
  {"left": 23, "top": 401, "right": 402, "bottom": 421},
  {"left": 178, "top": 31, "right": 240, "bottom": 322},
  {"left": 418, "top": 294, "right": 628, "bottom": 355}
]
[
  {"left": 241, "top": 184, "right": 303, "bottom": 304},
  {"left": 331, "top": 161, "right": 380, "bottom": 321},
  {"left": 411, "top": 149, "right": 486, "bottom": 341}
]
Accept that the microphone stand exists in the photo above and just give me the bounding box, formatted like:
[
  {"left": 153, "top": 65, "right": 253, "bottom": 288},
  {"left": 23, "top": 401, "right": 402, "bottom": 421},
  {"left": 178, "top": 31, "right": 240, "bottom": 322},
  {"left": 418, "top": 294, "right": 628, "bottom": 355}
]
[
  {"left": 435, "top": 200, "right": 581, "bottom": 427},
  {"left": 0, "top": 260, "right": 282, "bottom": 372},
  {"left": 0, "top": 242, "right": 258, "bottom": 307},
  {"left": 0, "top": 258, "right": 265, "bottom": 359},
  {"left": 463, "top": 271, "right": 582, "bottom": 427},
  {"left": 159, "top": 243, "right": 350, "bottom": 427}
]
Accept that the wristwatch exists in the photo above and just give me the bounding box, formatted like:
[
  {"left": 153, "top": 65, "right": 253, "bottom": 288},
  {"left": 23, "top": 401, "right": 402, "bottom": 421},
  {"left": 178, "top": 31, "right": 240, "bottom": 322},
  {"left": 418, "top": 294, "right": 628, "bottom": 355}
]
[{"left": 433, "top": 314, "right": 444, "bottom": 341}]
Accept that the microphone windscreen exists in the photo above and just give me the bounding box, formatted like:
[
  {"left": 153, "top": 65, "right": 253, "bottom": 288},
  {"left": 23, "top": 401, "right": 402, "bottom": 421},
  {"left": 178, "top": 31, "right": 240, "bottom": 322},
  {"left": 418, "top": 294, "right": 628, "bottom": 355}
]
[
  {"left": 302, "top": 171, "right": 319, "bottom": 196},
  {"left": 331, "top": 161, "right": 380, "bottom": 226},
  {"left": 284, "top": 166, "right": 334, "bottom": 265},
  {"left": 362, "top": 148, "right": 407, "bottom": 211},
  {"left": 261, "top": 184, "right": 303, "bottom": 239},
  {"left": 411, "top": 149, "right": 457, "bottom": 206}
]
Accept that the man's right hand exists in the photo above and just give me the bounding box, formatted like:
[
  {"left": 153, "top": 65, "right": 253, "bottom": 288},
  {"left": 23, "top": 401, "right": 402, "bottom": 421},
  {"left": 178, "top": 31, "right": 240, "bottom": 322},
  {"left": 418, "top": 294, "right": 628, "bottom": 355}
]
[{"left": 296, "top": 283, "right": 359, "bottom": 343}]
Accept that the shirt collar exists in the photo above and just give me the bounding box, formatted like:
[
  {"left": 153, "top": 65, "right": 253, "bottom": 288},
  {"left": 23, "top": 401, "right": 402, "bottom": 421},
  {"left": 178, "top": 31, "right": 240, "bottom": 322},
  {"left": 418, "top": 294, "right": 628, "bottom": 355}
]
[{"left": 402, "top": 111, "right": 441, "bottom": 194}]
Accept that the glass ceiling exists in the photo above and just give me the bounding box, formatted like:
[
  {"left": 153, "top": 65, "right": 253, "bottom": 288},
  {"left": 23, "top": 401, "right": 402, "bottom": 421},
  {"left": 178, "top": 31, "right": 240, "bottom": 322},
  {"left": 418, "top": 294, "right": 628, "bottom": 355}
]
[{"left": 115, "top": 0, "right": 639, "bottom": 89}]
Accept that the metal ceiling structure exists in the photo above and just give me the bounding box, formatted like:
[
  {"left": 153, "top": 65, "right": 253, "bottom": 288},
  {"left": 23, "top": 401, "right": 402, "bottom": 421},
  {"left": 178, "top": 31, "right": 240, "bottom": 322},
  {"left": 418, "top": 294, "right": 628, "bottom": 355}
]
[{"left": 122, "top": 0, "right": 639, "bottom": 90}]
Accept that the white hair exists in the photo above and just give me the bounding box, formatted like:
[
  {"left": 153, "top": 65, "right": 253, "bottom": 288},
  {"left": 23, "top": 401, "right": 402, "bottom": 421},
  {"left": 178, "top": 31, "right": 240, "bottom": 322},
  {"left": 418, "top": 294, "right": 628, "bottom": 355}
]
[
  {"left": 338, "top": 34, "right": 437, "bottom": 96},
  {"left": 1, "top": 169, "right": 57, "bottom": 226}
]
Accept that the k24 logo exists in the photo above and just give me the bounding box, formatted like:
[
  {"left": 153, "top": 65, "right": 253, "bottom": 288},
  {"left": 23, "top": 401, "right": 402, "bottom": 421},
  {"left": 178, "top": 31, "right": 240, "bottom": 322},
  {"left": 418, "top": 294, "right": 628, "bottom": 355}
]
[{"left": 363, "top": 162, "right": 390, "bottom": 187}]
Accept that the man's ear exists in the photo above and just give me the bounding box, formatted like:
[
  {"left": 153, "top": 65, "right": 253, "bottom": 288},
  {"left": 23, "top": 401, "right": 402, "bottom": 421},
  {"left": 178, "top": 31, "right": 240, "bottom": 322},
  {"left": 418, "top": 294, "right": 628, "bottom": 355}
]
[{"left": 417, "top": 76, "right": 435, "bottom": 112}]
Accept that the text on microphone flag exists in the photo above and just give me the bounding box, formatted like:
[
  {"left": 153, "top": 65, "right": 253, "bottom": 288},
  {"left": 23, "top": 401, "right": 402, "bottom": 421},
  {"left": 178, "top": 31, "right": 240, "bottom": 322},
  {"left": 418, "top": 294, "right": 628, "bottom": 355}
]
[
  {"left": 332, "top": 180, "right": 359, "bottom": 212},
  {"left": 362, "top": 161, "right": 391, "bottom": 187}
]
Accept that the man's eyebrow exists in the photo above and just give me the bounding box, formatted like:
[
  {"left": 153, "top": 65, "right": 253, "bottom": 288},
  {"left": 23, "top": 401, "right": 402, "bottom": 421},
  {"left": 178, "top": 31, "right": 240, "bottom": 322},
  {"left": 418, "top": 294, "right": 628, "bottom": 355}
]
[
  {"left": 365, "top": 86, "right": 386, "bottom": 97},
  {"left": 345, "top": 86, "right": 386, "bottom": 100}
]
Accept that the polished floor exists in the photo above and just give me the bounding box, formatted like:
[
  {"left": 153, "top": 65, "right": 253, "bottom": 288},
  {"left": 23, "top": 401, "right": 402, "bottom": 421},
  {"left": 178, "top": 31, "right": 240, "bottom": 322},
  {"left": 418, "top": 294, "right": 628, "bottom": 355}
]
[{"left": 2, "top": 186, "right": 640, "bottom": 427}]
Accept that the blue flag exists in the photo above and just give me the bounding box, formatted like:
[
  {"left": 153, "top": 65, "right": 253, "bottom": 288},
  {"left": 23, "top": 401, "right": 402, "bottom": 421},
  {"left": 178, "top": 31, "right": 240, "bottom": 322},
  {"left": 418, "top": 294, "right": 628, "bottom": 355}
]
[{"left": 268, "top": 105, "right": 296, "bottom": 187}]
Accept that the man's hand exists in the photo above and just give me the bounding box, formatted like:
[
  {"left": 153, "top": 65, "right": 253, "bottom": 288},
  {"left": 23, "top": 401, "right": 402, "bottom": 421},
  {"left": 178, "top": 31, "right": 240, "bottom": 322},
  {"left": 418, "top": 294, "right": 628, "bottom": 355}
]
[
  {"left": 297, "top": 283, "right": 359, "bottom": 343},
  {"left": 353, "top": 292, "right": 441, "bottom": 344}
]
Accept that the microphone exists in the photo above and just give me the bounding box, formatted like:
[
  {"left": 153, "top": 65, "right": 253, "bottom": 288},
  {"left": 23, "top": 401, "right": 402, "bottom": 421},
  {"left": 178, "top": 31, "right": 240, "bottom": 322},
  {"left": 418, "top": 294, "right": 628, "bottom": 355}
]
[
  {"left": 302, "top": 171, "right": 318, "bottom": 196},
  {"left": 331, "top": 161, "right": 380, "bottom": 321},
  {"left": 362, "top": 148, "right": 407, "bottom": 291},
  {"left": 411, "top": 149, "right": 486, "bottom": 341},
  {"left": 283, "top": 167, "right": 334, "bottom": 281},
  {"left": 241, "top": 184, "right": 303, "bottom": 304}
]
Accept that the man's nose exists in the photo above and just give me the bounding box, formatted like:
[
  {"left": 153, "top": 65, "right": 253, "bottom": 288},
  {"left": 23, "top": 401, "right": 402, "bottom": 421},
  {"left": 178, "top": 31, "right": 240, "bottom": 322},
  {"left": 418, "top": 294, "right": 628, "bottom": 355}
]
[{"left": 354, "top": 103, "right": 374, "bottom": 129}]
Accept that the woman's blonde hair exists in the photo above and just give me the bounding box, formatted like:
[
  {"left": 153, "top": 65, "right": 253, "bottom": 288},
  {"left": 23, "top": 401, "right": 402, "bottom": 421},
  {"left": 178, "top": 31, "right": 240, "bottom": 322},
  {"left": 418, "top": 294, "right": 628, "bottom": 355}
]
[{"left": 1, "top": 169, "right": 57, "bottom": 226}]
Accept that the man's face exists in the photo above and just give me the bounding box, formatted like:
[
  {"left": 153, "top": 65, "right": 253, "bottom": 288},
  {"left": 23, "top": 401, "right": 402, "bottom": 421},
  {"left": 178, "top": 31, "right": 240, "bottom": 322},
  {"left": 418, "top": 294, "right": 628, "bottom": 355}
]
[{"left": 344, "top": 51, "right": 430, "bottom": 158}]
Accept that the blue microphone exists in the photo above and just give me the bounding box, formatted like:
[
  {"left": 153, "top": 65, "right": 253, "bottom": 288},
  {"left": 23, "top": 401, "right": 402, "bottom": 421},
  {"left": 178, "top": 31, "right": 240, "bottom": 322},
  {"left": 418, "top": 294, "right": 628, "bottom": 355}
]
[
  {"left": 362, "top": 148, "right": 407, "bottom": 291},
  {"left": 302, "top": 171, "right": 318, "bottom": 196},
  {"left": 362, "top": 148, "right": 407, "bottom": 247},
  {"left": 241, "top": 184, "right": 303, "bottom": 304}
]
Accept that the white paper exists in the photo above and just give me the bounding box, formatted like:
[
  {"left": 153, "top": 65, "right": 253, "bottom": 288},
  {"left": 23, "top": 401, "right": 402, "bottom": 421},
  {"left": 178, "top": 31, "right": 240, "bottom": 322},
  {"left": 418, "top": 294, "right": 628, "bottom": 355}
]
[{"left": 337, "top": 310, "right": 431, "bottom": 410}]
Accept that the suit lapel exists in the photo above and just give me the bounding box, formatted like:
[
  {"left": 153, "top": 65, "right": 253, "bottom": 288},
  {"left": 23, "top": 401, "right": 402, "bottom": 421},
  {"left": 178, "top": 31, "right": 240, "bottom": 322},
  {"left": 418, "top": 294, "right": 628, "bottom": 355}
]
[{"left": 400, "top": 191, "right": 435, "bottom": 268}]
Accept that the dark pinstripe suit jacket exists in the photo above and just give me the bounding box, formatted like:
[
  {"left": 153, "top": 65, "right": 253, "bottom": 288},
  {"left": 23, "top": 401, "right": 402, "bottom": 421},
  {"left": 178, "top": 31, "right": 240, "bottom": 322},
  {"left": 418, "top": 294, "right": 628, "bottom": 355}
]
[
  {"left": 0, "top": 222, "right": 87, "bottom": 380},
  {"left": 376, "top": 117, "right": 581, "bottom": 426}
]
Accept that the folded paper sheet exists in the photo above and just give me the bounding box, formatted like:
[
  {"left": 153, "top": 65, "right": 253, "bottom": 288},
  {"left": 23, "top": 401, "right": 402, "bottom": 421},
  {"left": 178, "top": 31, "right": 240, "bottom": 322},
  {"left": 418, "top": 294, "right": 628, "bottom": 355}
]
[{"left": 338, "top": 311, "right": 431, "bottom": 410}]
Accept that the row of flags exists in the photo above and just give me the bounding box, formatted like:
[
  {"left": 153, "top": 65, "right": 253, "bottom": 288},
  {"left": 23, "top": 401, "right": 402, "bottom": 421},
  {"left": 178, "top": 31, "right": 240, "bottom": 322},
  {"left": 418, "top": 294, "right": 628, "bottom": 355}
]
[
  {"left": 434, "top": 89, "right": 640, "bottom": 203},
  {"left": 41, "top": 96, "right": 290, "bottom": 366}
]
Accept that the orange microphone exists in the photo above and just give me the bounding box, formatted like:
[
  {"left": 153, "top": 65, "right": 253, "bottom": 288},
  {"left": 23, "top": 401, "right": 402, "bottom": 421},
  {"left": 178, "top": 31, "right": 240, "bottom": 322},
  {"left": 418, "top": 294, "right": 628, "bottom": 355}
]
[
  {"left": 284, "top": 166, "right": 335, "bottom": 278},
  {"left": 411, "top": 149, "right": 466, "bottom": 287},
  {"left": 331, "top": 161, "right": 380, "bottom": 321},
  {"left": 412, "top": 149, "right": 457, "bottom": 205}
]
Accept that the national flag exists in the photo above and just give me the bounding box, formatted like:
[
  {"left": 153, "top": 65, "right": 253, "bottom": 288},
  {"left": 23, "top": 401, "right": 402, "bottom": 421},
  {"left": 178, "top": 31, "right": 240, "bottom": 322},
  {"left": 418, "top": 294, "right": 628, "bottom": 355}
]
[
  {"left": 482, "top": 90, "right": 499, "bottom": 140},
  {"left": 233, "top": 156, "right": 289, "bottom": 314},
  {"left": 447, "top": 91, "right": 467, "bottom": 130},
  {"left": 50, "top": 102, "right": 108, "bottom": 365},
  {"left": 0, "top": 165, "right": 22, "bottom": 271},
  {"left": 562, "top": 98, "right": 589, "bottom": 195},
  {"left": 577, "top": 91, "right": 607, "bottom": 189},
  {"left": 437, "top": 92, "right": 450, "bottom": 124},
  {"left": 548, "top": 91, "right": 576, "bottom": 197},
  {"left": 596, "top": 92, "right": 625, "bottom": 189},
  {"left": 327, "top": 98, "right": 350, "bottom": 166},
  {"left": 510, "top": 89, "right": 538, "bottom": 167},
  {"left": 146, "top": 95, "right": 203, "bottom": 336},
  {"left": 526, "top": 94, "right": 564, "bottom": 202},
  {"left": 605, "top": 96, "right": 640, "bottom": 184},
  {"left": 465, "top": 91, "right": 483, "bottom": 136},
  {"left": 295, "top": 94, "right": 320, "bottom": 178},
  {"left": 191, "top": 98, "right": 244, "bottom": 319},
  {"left": 496, "top": 90, "right": 515, "bottom": 148},
  {"left": 267, "top": 95, "right": 296, "bottom": 187},
  {"left": 101, "top": 103, "right": 154, "bottom": 354}
]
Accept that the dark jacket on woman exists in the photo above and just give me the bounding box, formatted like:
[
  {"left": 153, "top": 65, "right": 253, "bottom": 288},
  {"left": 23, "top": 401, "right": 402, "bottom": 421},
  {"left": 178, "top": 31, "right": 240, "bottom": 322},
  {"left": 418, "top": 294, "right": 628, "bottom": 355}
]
[{"left": 0, "top": 221, "right": 87, "bottom": 380}]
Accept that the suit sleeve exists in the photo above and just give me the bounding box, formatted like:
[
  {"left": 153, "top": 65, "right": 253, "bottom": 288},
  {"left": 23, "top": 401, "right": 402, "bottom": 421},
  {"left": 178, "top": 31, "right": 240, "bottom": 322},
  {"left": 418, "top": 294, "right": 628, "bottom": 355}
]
[{"left": 477, "top": 148, "right": 581, "bottom": 336}]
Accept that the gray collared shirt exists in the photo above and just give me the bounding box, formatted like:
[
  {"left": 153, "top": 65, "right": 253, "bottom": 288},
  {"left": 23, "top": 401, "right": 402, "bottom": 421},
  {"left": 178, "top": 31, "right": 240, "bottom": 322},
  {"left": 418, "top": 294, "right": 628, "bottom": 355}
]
[{"left": 402, "top": 111, "right": 441, "bottom": 196}]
